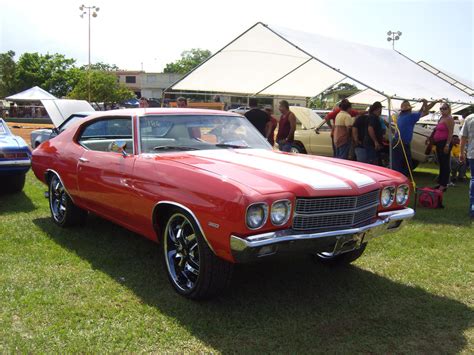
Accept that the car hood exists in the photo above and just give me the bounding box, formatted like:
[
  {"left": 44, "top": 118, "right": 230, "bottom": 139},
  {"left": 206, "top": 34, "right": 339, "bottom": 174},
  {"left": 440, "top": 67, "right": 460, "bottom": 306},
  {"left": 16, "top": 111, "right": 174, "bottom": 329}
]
[
  {"left": 0, "top": 134, "right": 29, "bottom": 149},
  {"left": 165, "top": 149, "right": 404, "bottom": 196},
  {"left": 290, "top": 107, "right": 323, "bottom": 129},
  {"left": 41, "top": 99, "right": 94, "bottom": 127}
]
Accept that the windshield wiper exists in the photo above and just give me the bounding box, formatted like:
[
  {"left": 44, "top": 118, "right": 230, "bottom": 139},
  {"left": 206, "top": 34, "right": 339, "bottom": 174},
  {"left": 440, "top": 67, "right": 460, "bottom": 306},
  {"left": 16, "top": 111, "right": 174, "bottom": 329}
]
[
  {"left": 214, "top": 143, "right": 249, "bottom": 149},
  {"left": 153, "top": 145, "right": 199, "bottom": 151}
]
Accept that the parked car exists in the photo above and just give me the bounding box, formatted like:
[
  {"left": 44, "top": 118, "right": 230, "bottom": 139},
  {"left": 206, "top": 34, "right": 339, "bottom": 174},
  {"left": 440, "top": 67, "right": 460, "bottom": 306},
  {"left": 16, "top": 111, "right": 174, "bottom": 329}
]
[
  {"left": 32, "top": 108, "right": 414, "bottom": 299},
  {"left": 228, "top": 106, "right": 250, "bottom": 115},
  {"left": 290, "top": 107, "right": 434, "bottom": 167},
  {"left": 0, "top": 118, "right": 31, "bottom": 192},
  {"left": 30, "top": 99, "right": 94, "bottom": 147}
]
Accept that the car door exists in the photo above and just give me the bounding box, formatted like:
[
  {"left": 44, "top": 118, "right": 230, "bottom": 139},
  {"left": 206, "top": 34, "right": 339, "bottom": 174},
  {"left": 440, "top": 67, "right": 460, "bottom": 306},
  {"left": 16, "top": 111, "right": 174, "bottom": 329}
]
[
  {"left": 76, "top": 116, "right": 136, "bottom": 222},
  {"left": 309, "top": 120, "right": 333, "bottom": 156}
]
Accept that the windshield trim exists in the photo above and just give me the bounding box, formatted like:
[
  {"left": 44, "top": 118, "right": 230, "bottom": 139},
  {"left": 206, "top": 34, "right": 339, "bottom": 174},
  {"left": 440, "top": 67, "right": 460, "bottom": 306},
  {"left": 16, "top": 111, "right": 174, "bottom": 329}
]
[{"left": 137, "top": 114, "right": 272, "bottom": 155}]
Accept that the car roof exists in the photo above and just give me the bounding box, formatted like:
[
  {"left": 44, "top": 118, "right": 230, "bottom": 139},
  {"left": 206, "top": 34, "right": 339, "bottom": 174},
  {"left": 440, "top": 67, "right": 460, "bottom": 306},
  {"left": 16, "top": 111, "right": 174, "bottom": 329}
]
[{"left": 84, "top": 108, "right": 242, "bottom": 119}]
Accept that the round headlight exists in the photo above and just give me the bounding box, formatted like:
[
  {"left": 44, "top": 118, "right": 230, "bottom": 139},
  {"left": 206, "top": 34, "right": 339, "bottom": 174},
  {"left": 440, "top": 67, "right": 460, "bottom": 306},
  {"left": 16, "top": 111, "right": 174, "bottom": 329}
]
[
  {"left": 381, "top": 186, "right": 395, "bottom": 207},
  {"left": 271, "top": 200, "right": 291, "bottom": 225},
  {"left": 246, "top": 203, "right": 268, "bottom": 229},
  {"left": 396, "top": 184, "right": 409, "bottom": 205}
]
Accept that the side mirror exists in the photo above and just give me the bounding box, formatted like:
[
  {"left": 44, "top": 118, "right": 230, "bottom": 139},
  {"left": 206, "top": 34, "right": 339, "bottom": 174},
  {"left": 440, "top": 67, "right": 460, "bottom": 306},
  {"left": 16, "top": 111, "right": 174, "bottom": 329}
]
[{"left": 109, "top": 140, "right": 128, "bottom": 157}]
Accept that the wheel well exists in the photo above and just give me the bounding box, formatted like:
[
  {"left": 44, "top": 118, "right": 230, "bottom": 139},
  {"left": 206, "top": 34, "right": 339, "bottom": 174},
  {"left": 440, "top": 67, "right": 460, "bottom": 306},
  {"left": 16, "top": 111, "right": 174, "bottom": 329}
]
[
  {"left": 292, "top": 141, "right": 307, "bottom": 153},
  {"left": 44, "top": 170, "right": 55, "bottom": 184},
  {"left": 152, "top": 203, "right": 175, "bottom": 238}
]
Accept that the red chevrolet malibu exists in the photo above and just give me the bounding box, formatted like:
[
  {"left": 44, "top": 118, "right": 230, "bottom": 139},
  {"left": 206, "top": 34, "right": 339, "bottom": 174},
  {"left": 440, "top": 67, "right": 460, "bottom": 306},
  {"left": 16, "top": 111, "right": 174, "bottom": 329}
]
[{"left": 32, "top": 108, "right": 414, "bottom": 299}]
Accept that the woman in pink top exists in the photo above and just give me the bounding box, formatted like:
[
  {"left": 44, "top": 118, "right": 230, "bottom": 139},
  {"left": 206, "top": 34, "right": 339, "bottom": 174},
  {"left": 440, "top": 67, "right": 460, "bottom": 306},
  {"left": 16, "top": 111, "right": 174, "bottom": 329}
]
[{"left": 433, "top": 103, "right": 455, "bottom": 191}]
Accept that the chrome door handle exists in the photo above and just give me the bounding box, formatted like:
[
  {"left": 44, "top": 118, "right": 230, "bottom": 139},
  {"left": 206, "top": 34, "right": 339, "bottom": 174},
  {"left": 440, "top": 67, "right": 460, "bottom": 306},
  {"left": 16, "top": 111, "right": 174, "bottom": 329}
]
[{"left": 79, "top": 157, "right": 89, "bottom": 163}]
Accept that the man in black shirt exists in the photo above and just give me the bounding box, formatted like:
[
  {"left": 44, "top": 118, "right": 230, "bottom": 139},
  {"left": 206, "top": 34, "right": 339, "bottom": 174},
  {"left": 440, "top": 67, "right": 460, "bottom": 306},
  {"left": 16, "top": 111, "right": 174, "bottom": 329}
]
[
  {"left": 352, "top": 101, "right": 383, "bottom": 164},
  {"left": 244, "top": 98, "right": 271, "bottom": 138}
]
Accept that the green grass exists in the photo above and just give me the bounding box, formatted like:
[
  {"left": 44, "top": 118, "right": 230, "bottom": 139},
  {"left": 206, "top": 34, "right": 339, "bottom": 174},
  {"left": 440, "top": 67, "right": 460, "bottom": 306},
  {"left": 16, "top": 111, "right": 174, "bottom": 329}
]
[{"left": 1, "top": 165, "right": 473, "bottom": 353}]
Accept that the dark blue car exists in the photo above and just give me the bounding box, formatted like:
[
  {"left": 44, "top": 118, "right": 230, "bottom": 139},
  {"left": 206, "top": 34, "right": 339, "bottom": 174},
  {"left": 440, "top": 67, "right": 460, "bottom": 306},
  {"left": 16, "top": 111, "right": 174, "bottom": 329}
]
[{"left": 0, "top": 118, "right": 31, "bottom": 192}]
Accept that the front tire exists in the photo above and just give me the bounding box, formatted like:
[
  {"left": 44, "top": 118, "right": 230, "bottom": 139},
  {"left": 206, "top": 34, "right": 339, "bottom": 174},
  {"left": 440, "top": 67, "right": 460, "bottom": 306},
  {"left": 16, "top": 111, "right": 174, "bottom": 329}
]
[
  {"left": 312, "top": 244, "right": 367, "bottom": 266},
  {"left": 290, "top": 142, "right": 306, "bottom": 154},
  {"left": 49, "top": 174, "right": 87, "bottom": 227},
  {"left": 162, "top": 210, "right": 233, "bottom": 300}
]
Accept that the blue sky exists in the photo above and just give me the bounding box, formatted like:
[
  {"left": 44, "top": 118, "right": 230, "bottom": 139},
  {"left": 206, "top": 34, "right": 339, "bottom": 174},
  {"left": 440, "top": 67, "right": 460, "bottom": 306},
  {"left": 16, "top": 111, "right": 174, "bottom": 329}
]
[{"left": 0, "top": 0, "right": 472, "bottom": 85}]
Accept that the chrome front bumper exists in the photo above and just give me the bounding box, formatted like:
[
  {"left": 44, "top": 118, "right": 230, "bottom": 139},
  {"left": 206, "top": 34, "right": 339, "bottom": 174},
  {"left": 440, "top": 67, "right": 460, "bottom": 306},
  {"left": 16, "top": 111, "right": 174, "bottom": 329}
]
[
  {"left": 0, "top": 159, "right": 31, "bottom": 167},
  {"left": 230, "top": 207, "right": 415, "bottom": 263}
]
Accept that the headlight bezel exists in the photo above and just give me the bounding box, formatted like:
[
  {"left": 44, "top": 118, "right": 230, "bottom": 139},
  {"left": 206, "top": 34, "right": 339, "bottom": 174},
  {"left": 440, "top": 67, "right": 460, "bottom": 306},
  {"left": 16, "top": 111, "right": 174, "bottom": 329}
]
[
  {"left": 246, "top": 202, "right": 269, "bottom": 230},
  {"left": 381, "top": 186, "right": 396, "bottom": 208},
  {"left": 270, "top": 199, "right": 292, "bottom": 226},
  {"left": 396, "top": 184, "right": 410, "bottom": 205}
]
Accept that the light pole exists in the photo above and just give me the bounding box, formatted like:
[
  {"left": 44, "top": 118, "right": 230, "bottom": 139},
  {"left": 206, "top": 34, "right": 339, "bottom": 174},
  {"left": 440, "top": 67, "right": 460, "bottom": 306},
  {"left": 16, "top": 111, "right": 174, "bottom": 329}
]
[
  {"left": 387, "top": 30, "right": 402, "bottom": 50},
  {"left": 79, "top": 4, "right": 100, "bottom": 102}
]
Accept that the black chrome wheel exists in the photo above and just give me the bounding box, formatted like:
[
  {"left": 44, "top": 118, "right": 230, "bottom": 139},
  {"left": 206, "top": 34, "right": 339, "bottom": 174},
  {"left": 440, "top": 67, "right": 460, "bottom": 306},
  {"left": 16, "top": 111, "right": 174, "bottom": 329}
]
[
  {"left": 48, "top": 173, "right": 87, "bottom": 227},
  {"left": 164, "top": 213, "right": 201, "bottom": 292},
  {"left": 49, "top": 174, "right": 67, "bottom": 224}
]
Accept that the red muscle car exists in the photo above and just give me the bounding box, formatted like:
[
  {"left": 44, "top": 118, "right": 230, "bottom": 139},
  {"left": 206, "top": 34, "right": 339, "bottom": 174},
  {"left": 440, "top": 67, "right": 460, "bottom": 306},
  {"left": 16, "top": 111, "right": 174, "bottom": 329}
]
[{"left": 32, "top": 108, "right": 414, "bottom": 299}]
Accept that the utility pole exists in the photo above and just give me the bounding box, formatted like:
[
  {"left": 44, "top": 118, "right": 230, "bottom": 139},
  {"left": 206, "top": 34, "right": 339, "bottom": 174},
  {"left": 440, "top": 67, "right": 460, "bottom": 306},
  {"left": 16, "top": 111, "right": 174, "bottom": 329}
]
[{"left": 80, "top": 5, "right": 100, "bottom": 102}]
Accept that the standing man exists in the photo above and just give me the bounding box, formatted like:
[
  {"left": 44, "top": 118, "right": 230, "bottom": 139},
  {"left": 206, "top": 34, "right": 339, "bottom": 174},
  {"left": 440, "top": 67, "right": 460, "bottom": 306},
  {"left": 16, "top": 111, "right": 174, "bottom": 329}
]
[
  {"left": 316, "top": 99, "right": 365, "bottom": 156},
  {"left": 392, "top": 99, "right": 438, "bottom": 176},
  {"left": 176, "top": 97, "right": 187, "bottom": 108},
  {"left": 333, "top": 100, "right": 354, "bottom": 159},
  {"left": 460, "top": 115, "right": 474, "bottom": 218},
  {"left": 264, "top": 106, "right": 278, "bottom": 147},
  {"left": 275, "top": 100, "right": 297, "bottom": 152},
  {"left": 244, "top": 98, "right": 271, "bottom": 139}
]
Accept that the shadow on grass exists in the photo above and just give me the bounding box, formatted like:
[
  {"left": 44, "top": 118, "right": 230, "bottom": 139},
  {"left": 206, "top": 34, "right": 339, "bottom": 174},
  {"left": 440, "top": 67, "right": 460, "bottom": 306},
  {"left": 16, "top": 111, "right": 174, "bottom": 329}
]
[
  {"left": 0, "top": 190, "right": 36, "bottom": 214},
  {"left": 33, "top": 215, "right": 472, "bottom": 353}
]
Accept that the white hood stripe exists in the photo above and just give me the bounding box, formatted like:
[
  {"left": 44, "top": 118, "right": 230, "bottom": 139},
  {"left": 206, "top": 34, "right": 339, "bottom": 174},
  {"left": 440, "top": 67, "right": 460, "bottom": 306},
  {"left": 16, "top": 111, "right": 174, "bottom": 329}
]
[
  {"left": 253, "top": 150, "right": 375, "bottom": 188},
  {"left": 189, "top": 150, "right": 351, "bottom": 190}
]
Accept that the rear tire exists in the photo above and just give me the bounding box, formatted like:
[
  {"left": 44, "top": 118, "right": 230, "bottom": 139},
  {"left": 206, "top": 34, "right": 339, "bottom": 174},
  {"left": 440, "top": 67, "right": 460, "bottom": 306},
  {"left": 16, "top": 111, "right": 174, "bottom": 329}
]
[
  {"left": 162, "top": 209, "right": 233, "bottom": 300},
  {"left": 48, "top": 174, "right": 87, "bottom": 227},
  {"left": 312, "top": 244, "right": 367, "bottom": 266}
]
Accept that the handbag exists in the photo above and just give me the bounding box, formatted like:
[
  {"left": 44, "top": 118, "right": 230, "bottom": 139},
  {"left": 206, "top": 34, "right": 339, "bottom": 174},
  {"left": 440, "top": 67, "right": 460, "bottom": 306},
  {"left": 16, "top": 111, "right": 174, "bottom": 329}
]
[{"left": 417, "top": 187, "right": 444, "bottom": 209}]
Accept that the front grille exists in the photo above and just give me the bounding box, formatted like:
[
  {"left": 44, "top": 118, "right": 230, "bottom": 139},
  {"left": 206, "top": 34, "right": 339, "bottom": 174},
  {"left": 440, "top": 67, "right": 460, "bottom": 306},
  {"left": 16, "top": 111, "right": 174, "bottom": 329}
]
[{"left": 293, "top": 190, "right": 379, "bottom": 232}]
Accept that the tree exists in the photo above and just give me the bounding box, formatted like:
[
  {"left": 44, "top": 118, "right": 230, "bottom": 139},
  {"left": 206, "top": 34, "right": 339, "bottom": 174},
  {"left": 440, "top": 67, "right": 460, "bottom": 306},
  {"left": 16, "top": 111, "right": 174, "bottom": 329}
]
[
  {"left": 79, "top": 62, "right": 120, "bottom": 71},
  {"left": 68, "top": 70, "right": 134, "bottom": 103},
  {"left": 0, "top": 51, "right": 18, "bottom": 97},
  {"left": 163, "top": 48, "right": 211, "bottom": 74},
  {"left": 14, "top": 52, "right": 77, "bottom": 97}
]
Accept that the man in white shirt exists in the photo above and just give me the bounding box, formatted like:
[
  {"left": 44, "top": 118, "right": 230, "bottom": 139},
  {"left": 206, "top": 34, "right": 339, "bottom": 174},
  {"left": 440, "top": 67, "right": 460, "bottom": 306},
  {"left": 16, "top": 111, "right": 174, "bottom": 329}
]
[{"left": 460, "top": 115, "right": 474, "bottom": 218}]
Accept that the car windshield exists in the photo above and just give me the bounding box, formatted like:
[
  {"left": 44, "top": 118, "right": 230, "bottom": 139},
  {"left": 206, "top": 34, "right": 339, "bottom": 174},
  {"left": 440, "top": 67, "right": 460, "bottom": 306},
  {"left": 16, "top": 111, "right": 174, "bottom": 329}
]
[
  {"left": 139, "top": 114, "right": 271, "bottom": 153},
  {"left": 59, "top": 114, "right": 87, "bottom": 132}
]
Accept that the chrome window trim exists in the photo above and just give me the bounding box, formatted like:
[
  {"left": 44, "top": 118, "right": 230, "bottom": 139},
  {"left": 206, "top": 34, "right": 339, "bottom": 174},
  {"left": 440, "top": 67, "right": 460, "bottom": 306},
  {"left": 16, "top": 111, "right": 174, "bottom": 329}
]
[{"left": 77, "top": 116, "right": 135, "bottom": 155}]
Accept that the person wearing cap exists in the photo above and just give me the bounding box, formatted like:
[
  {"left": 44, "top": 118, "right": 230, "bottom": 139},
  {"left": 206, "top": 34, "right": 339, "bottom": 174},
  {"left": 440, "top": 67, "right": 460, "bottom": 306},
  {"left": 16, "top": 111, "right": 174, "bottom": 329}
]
[
  {"left": 176, "top": 97, "right": 187, "bottom": 108},
  {"left": 352, "top": 101, "right": 384, "bottom": 164},
  {"left": 392, "top": 99, "right": 439, "bottom": 176}
]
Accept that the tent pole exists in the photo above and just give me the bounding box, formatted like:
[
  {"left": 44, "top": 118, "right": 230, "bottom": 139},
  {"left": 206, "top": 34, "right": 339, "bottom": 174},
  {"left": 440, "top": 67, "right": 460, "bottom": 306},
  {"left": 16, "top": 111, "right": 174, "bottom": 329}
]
[{"left": 388, "top": 97, "right": 393, "bottom": 169}]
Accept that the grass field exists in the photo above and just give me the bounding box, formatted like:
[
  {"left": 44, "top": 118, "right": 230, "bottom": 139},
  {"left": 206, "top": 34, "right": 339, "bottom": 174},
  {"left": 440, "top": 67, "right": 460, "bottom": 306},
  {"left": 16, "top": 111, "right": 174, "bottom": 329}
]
[{"left": 1, "top": 165, "right": 473, "bottom": 353}]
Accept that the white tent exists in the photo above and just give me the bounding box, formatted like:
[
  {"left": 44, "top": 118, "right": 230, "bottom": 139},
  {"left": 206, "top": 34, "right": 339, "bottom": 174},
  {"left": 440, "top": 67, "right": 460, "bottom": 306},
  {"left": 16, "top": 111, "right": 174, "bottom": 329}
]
[
  {"left": 6, "top": 86, "right": 57, "bottom": 101},
  {"left": 170, "top": 22, "right": 473, "bottom": 105},
  {"left": 349, "top": 57, "right": 473, "bottom": 113}
]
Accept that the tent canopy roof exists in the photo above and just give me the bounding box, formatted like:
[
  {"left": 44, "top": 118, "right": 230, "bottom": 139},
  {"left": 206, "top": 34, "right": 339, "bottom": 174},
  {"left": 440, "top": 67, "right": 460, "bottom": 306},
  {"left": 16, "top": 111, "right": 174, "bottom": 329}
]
[
  {"left": 171, "top": 22, "right": 473, "bottom": 105},
  {"left": 6, "top": 86, "right": 57, "bottom": 101}
]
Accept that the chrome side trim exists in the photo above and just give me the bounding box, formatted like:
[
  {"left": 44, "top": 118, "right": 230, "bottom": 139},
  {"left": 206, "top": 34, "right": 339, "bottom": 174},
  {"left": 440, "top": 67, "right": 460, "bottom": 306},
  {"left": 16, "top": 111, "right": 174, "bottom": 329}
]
[
  {"left": 44, "top": 169, "right": 77, "bottom": 204},
  {"left": 0, "top": 159, "right": 31, "bottom": 166},
  {"left": 154, "top": 201, "right": 216, "bottom": 254}
]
